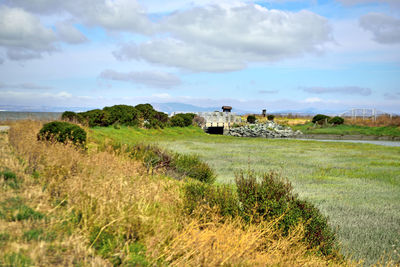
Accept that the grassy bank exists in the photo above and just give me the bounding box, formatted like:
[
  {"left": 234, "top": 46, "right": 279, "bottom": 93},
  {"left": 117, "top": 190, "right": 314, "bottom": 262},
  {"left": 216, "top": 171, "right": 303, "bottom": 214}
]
[
  {"left": 291, "top": 123, "right": 400, "bottom": 136},
  {"left": 1, "top": 121, "right": 347, "bottom": 266},
  {"left": 92, "top": 126, "right": 400, "bottom": 265}
]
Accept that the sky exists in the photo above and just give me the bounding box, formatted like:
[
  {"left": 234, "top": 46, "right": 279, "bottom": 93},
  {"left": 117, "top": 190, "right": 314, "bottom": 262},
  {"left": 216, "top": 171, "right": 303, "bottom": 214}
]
[{"left": 0, "top": 0, "right": 399, "bottom": 114}]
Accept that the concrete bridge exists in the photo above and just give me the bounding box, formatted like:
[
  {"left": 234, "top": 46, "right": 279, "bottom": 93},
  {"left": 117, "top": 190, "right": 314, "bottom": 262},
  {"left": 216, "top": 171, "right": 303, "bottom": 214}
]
[{"left": 195, "top": 111, "right": 242, "bottom": 134}]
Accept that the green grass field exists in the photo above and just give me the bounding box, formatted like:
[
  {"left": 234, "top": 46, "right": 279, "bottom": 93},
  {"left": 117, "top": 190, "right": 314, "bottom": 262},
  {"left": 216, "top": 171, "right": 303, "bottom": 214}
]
[
  {"left": 91, "top": 126, "right": 400, "bottom": 265},
  {"left": 291, "top": 123, "right": 400, "bottom": 136}
]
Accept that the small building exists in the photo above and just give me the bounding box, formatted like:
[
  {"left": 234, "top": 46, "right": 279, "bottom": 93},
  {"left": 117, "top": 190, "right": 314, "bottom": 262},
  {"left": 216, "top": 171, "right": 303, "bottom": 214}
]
[{"left": 222, "top": 106, "right": 232, "bottom": 113}]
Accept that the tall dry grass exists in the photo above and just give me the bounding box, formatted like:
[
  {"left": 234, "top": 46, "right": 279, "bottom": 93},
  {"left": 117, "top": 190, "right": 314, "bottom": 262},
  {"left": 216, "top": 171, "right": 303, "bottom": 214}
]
[
  {"left": 344, "top": 115, "right": 400, "bottom": 127},
  {"left": 7, "top": 121, "right": 354, "bottom": 266}
]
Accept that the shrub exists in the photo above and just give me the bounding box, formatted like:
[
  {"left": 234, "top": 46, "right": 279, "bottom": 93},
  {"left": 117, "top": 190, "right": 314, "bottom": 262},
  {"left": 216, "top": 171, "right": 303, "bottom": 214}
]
[
  {"left": 172, "top": 154, "right": 216, "bottom": 183},
  {"left": 235, "top": 170, "right": 336, "bottom": 256},
  {"left": 183, "top": 180, "right": 239, "bottom": 217},
  {"left": 169, "top": 115, "right": 185, "bottom": 127},
  {"left": 135, "top": 104, "right": 156, "bottom": 120},
  {"left": 170, "top": 113, "right": 195, "bottom": 127},
  {"left": 61, "top": 111, "right": 83, "bottom": 123},
  {"left": 267, "top": 114, "right": 275, "bottom": 121},
  {"left": 103, "top": 105, "right": 139, "bottom": 126},
  {"left": 38, "top": 121, "right": 86, "bottom": 147},
  {"left": 329, "top": 116, "right": 344, "bottom": 125},
  {"left": 79, "top": 109, "right": 110, "bottom": 127},
  {"left": 312, "top": 114, "right": 331, "bottom": 125},
  {"left": 129, "top": 144, "right": 172, "bottom": 174},
  {"left": 247, "top": 115, "right": 256, "bottom": 124}
]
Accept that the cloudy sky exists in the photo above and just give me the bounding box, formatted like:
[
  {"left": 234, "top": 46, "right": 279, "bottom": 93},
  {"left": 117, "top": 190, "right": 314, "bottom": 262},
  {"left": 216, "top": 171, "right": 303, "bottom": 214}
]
[{"left": 0, "top": 0, "right": 399, "bottom": 113}]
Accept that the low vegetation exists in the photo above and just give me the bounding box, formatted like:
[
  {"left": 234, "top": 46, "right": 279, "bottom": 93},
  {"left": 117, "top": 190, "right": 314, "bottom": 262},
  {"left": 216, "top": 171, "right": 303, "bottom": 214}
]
[
  {"left": 292, "top": 123, "right": 400, "bottom": 136},
  {"left": 0, "top": 121, "right": 352, "bottom": 266},
  {"left": 37, "top": 121, "right": 86, "bottom": 147},
  {"left": 91, "top": 125, "right": 400, "bottom": 265}
]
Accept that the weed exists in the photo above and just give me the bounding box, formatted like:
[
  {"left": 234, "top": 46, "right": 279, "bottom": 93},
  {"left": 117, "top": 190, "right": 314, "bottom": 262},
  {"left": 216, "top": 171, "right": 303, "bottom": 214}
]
[
  {"left": 125, "top": 242, "right": 149, "bottom": 266},
  {"left": 0, "top": 197, "right": 44, "bottom": 221},
  {"left": 0, "top": 252, "right": 32, "bottom": 267},
  {"left": 183, "top": 180, "right": 239, "bottom": 217},
  {"left": 89, "top": 226, "right": 121, "bottom": 258},
  {"left": 172, "top": 154, "right": 216, "bottom": 183},
  {"left": 0, "top": 169, "right": 21, "bottom": 189},
  {"left": 23, "top": 228, "right": 57, "bottom": 242}
]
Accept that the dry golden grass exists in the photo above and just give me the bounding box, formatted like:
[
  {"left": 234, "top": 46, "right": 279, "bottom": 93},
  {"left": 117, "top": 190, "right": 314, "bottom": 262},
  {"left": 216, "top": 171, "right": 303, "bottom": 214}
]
[
  {"left": 344, "top": 115, "right": 400, "bottom": 127},
  {"left": 2, "top": 121, "right": 361, "bottom": 266}
]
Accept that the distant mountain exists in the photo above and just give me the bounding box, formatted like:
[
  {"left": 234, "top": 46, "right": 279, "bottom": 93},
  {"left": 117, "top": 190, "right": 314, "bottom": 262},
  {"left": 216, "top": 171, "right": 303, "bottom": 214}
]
[{"left": 151, "top": 102, "right": 250, "bottom": 115}]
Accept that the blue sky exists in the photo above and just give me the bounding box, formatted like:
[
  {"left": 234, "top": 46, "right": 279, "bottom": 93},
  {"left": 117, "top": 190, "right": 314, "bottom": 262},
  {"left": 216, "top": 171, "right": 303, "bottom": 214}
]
[{"left": 0, "top": 0, "right": 399, "bottom": 113}]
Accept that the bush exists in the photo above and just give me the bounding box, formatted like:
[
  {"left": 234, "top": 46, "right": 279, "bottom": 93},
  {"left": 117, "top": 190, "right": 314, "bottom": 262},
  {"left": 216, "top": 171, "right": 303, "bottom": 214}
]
[
  {"left": 172, "top": 154, "right": 216, "bottom": 183},
  {"left": 170, "top": 113, "right": 195, "bottom": 127},
  {"left": 312, "top": 114, "right": 331, "bottom": 125},
  {"left": 329, "top": 116, "right": 344, "bottom": 125},
  {"left": 247, "top": 115, "right": 256, "bottom": 124},
  {"left": 235, "top": 170, "right": 336, "bottom": 256},
  {"left": 130, "top": 144, "right": 172, "bottom": 174},
  {"left": 37, "top": 121, "right": 86, "bottom": 147},
  {"left": 79, "top": 109, "right": 110, "bottom": 127},
  {"left": 135, "top": 104, "right": 156, "bottom": 121},
  {"left": 267, "top": 114, "right": 275, "bottom": 121},
  {"left": 183, "top": 180, "right": 239, "bottom": 217},
  {"left": 61, "top": 111, "right": 83, "bottom": 123},
  {"left": 103, "top": 105, "right": 139, "bottom": 126}
]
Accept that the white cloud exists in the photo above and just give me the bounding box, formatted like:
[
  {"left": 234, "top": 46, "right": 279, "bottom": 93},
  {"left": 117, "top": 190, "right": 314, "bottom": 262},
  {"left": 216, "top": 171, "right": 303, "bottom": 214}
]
[
  {"left": 56, "top": 21, "right": 88, "bottom": 44},
  {"left": 302, "top": 86, "right": 372, "bottom": 96},
  {"left": 99, "top": 69, "right": 181, "bottom": 88},
  {"left": 359, "top": 13, "right": 400, "bottom": 44},
  {"left": 4, "top": 0, "right": 154, "bottom": 35},
  {"left": 0, "top": 6, "right": 57, "bottom": 60},
  {"left": 114, "top": 4, "right": 332, "bottom": 72}
]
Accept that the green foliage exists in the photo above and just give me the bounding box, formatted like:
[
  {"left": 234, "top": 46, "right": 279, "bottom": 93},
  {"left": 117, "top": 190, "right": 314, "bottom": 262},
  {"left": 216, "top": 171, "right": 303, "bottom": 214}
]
[
  {"left": 135, "top": 104, "right": 156, "bottom": 120},
  {"left": 0, "top": 232, "right": 10, "bottom": 242},
  {"left": 125, "top": 242, "right": 149, "bottom": 266},
  {"left": 103, "top": 104, "right": 139, "bottom": 126},
  {"left": 183, "top": 180, "right": 239, "bottom": 217},
  {"left": 312, "top": 114, "right": 331, "bottom": 125},
  {"left": 267, "top": 114, "right": 275, "bottom": 121},
  {"left": 38, "top": 121, "right": 86, "bottom": 147},
  {"left": 291, "top": 123, "right": 400, "bottom": 136},
  {"left": 130, "top": 143, "right": 172, "bottom": 174},
  {"left": 247, "top": 115, "right": 256, "bottom": 123},
  {"left": 89, "top": 226, "right": 120, "bottom": 258},
  {"left": 329, "top": 116, "right": 345, "bottom": 125},
  {"left": 0, "top": 252, "right": 32, "bottom": 267},
  {"left": 23, "top": 228, "right": 57, "bottom": 242},
  {"left": 1, "top": 169, "right": 20, "bottom": 189},
  {"left": 182, "top": 170, "right": 337, "bottom": 255},
  {"left": 172, "top": 154, "right": 216, "bottom": 183},
  {"left": 0, "top": 197, "right": 44, "bottom": 221},
  {"left": 79, "top": 109, "right": 110, "bottom": 127},
  {"left": 61, "top": 111, "right": 83, "bottom": 123},
  {"left": 235, "top": 170, "right": 336, "bottom": 256},
  {"left": 170, "top": 113, "right": 195, "bottom": 127}
]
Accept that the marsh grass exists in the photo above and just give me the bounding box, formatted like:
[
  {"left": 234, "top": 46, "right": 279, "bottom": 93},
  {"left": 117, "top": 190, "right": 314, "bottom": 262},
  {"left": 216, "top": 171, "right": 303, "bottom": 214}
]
[
  {"left": 291, "top": 123, "right": 400, "bottom": 136},
  {"left": 0, "top": 121, "right": 353, "bottom": 266},
  {"left": 92, "top": 125, "right": 400, "bottom": 265}
]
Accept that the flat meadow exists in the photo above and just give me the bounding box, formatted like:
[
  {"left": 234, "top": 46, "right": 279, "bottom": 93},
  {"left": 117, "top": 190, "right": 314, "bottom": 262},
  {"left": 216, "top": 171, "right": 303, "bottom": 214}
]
[{"left": 92, "top": 126, "right": 400, "bottom": 265}]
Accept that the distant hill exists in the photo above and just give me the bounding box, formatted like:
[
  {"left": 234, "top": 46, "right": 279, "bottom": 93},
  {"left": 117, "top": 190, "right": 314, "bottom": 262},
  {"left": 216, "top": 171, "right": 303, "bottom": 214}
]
[{"left": 151, "top": 102, "right": 250, "bottom": 115}]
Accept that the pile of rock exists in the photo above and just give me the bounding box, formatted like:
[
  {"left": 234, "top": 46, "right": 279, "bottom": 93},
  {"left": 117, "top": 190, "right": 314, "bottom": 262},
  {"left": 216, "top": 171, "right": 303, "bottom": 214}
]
[{"left": 226, "top": 121, "right": 302, "bottom": 138}]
